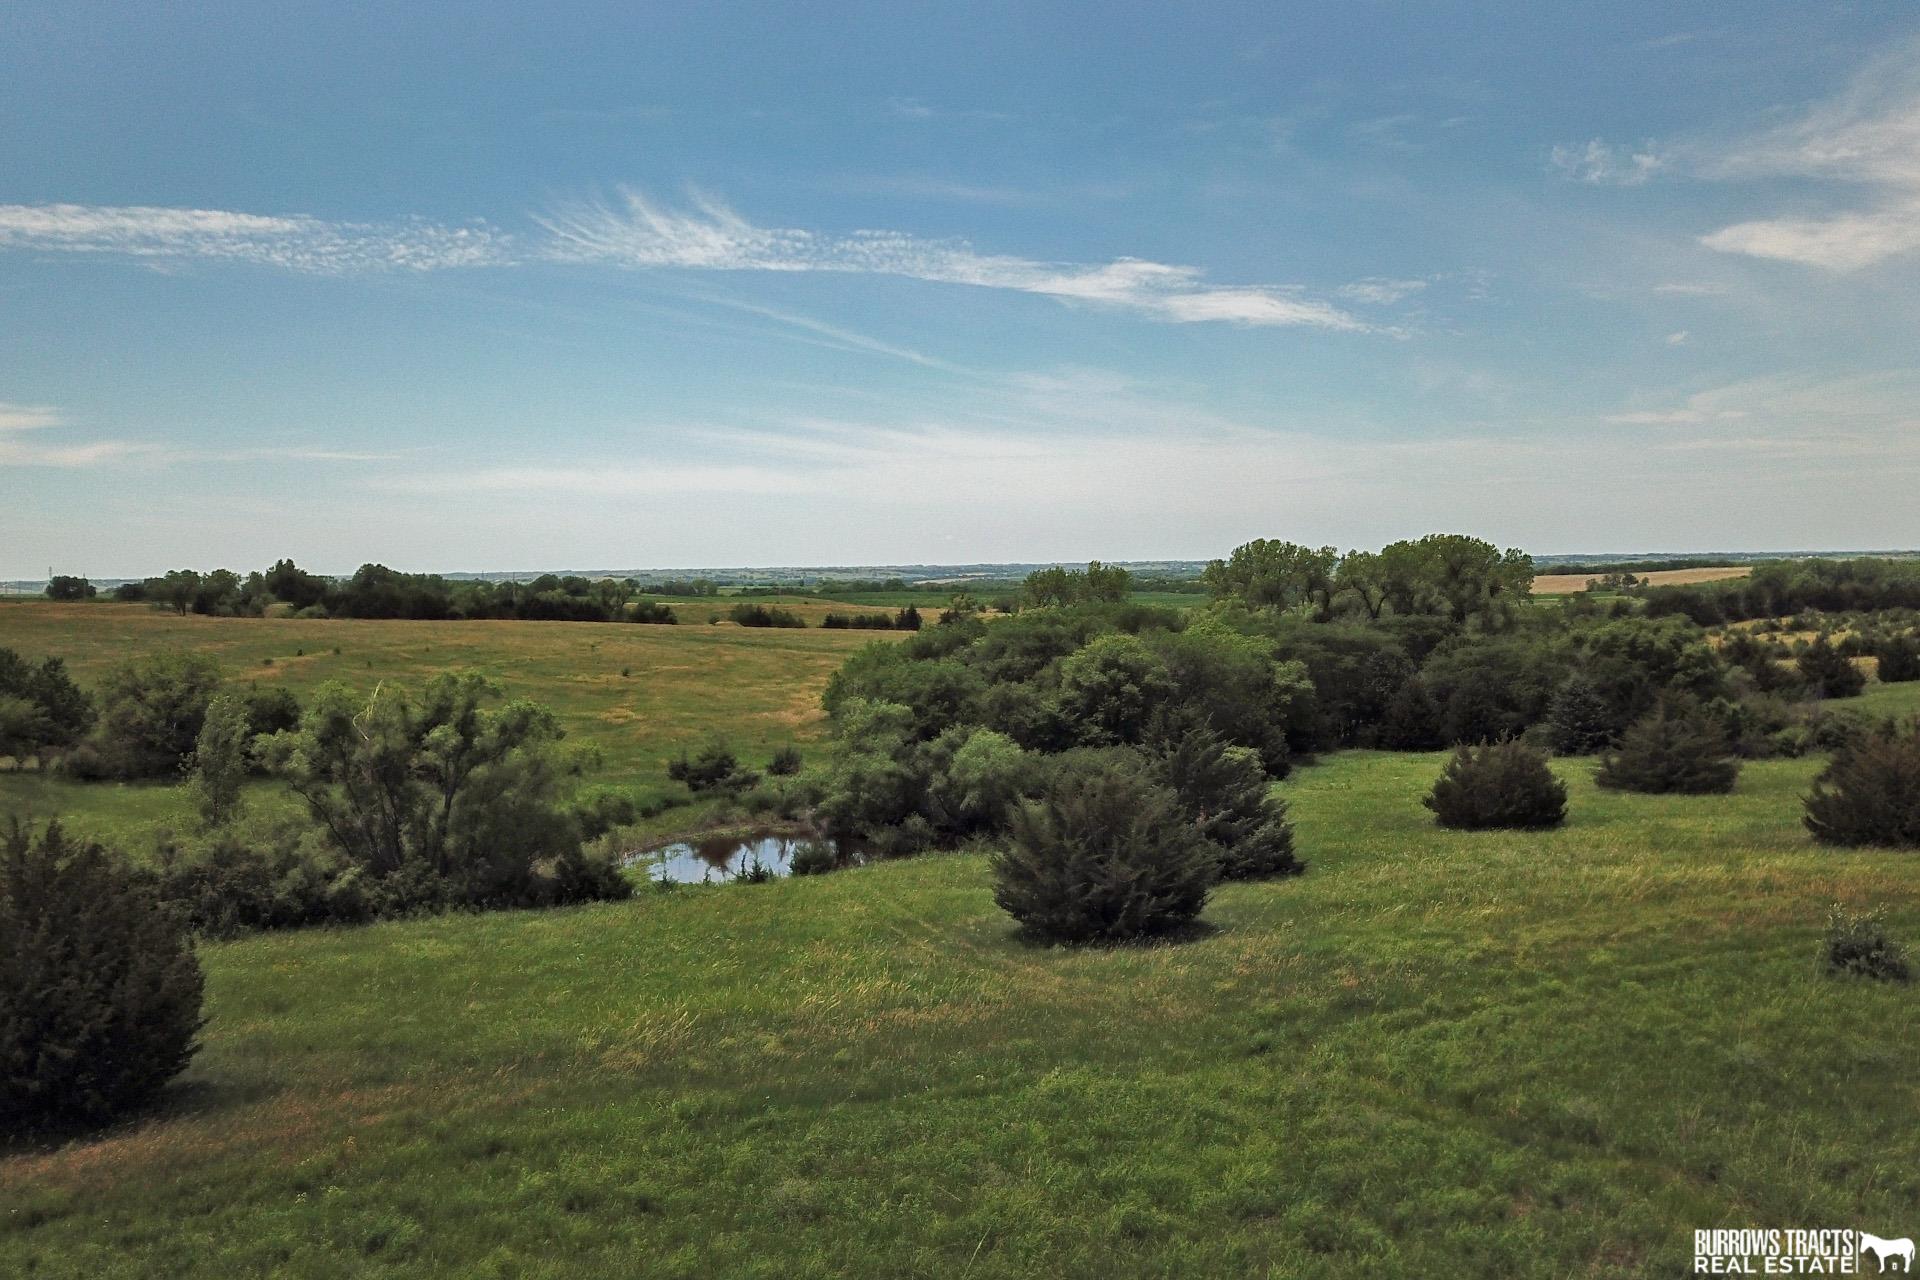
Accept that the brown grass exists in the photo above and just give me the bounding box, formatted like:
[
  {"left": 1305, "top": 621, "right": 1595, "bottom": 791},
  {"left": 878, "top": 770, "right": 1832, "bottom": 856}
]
[{"left": 1531, "top": 566, "right": 1752, "bottom": 596}]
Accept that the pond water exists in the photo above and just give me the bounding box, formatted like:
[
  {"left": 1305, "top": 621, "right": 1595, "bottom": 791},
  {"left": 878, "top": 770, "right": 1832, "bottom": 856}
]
[{"left": 630, "top": 833, "right": 855, "bottom": 883}]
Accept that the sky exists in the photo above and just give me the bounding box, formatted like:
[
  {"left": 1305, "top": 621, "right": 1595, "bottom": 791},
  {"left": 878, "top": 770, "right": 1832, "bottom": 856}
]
[{"left": 4, "top": 1, "right": 1919, "bottom": 576}]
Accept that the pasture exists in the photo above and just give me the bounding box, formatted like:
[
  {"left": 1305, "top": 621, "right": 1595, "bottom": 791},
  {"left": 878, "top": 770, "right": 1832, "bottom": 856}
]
[
  {"left": 0, "top": 601, "right": 896, "bottom": 844},
  {"left": 4, "top": 750, "right": 1918, "bottom": 1278},
  {"left": 1530, "top": 566, "right": 1754, "bottom": 596}
]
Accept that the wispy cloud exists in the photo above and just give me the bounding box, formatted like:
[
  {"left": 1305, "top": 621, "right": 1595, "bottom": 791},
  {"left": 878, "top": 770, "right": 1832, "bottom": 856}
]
[
  {"left": 0, "top": 402, "right": 63, "bottom": 431},
  {"left": 885, "top": 97, "right": 1013, "bottom": 124},
  {"left": 0, "top": 401, "right": 149, "bottom": 467},
  {"left": 1550, "top": 139, "right": 1665, "bottom": 186},
  {"left": 535, "top": 188, "right": 1371, "bottom": 330},
  {"left": 1697, "top": 38, "right": 1920, "bottom": 270},
  {"left": 1337, "top": 277, "right": 1428, "bottom": 305},
  {"left": 0, "top": 204, "right": 514, "bottom": 273},
  {"left": 1664, "top": 330, "right": 1690, "bottom": 346}
]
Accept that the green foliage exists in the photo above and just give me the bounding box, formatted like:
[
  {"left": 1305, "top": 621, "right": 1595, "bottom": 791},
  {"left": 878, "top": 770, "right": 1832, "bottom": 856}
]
[
  {"left": 1054, "top": 633, "right": 1175, "bottom": 746},
  {"left": 1202, "top": 540, "right": 1339, "bottom": 617},
  {"left": 1797, "top": 636, "right": 1866, "bottom": 699},
  {"left": 0, "top": 647, "right": 93, "bottom": 765},
  {"left": 44, "top": 575, "right": 96, "bottom": 602},
  {"left": 787, "top": 840, "right": 841, "bottom": 877},
  {"left": 1154, "top": 723, "right": 1299, "bottom": 879},
  {"left": 1424, "top": 740, "right": 1568, "bottom": 830},
  {"left": 1546, "top": 675, "right": 1615, "bottom": 755},
  {"left": 1822, "top": 905, "right": 1911, "bottom": 982},
  {"left": 990, "top": 755, "right": 1216, "bottom": 942},
  {"left": 1, "top": 821, "right": 204, "bottom": 1129},
  {"left": 255, "top": 674, "right": 630, "bottom": 908},
  {"left": 767, "top": 745, "right": 803, "bottom": 776},
  {"left": 1876, "top": 633, "right": 1920, "bottom": 682},
  {"left": 1803, "top": 723, "right": 1920, "bottom": 847},
  {"left": 925, "top": 726, "right": 1032, "bottom": 835},
  {"left": 1023, "top": 561, "right": 1133, "bottom": 608},
  {"left": 729, "top": 603, "right": 806, "bottom": 628},
  {"left": 1595, "top": 698, "right": 1741, "bottom": 795},
  {"left": 154, "top": 820, "right": 372, "bottom": 936},
  {"left": 188, "top": 692, "right": 253, "bottom": 828},
  {"left": 93, "top": 649, "right": 224, "bottom": 778},
  {"left": 570, "top": 786, "right": 640, "bottom": 841},
  {"left": 667, "top": 741, "right": 760, "bottom": 794}
]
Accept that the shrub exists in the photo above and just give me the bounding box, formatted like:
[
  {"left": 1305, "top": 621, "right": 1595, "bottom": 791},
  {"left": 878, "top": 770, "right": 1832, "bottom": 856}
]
[
  {"left": 1876, "top": 633, "right": 1920, "bottom": 683},
  {"left": 571, "top": 787, "right": 640, "bottom": 841},
  {"left": 1424, "top": 740, "right": 1567, "bottom": 830},
  {"left": 93, "top": 650, "right": 223, "bottom": 778},
  {"left": 1822, "top": 905, "right": 1911, "bottom": 982},
  {"left": 667, "top": 742, "right": 760, "bottom": 794},
  {"left": 242, "top": 685, "right": 302, "bottom": 738},
  {"left": 256, "top": 675, "right": 632, "bottom": 909},
  {"left": 1803, "top": 723, "right": 1920, "bottom": 847},
  {"left": 990, "top": 756, "right": 1216, "bottom": 943},
  {"left": 1796, "top": 636, "right": 1866, "bottom": 699},
  {"left": 1546, "top": 675, "right": 1615, "bottom": 756},
  {"left": 767, "top": 745, "right": 803, "bottom": 776},
  {"left": 1155, "top": 724, "right": 1299, "bottom": 880},
  {"left": 154, "top": 823, "right": 371, "bottom": 936},
  {"left": 1594, "top": 698, "right": 1741, "bottom": 795},
  {"left": 2, "top": 821, "right": 205, "bottom": 1129},
  {"left": 925, "top": 726, "right": 1032, "bottom": 836},
  {"left": 188, "top": 691, "right": 253, "bottom": 828},
  {"left": 729, "top": 603, "right": 805, "bottom": 628},
  {"left": 788, "top": 840, "right": 842, "bottom": 877},
  {"left": 0, "top": 649, "right": 94, "bottom": 765}
]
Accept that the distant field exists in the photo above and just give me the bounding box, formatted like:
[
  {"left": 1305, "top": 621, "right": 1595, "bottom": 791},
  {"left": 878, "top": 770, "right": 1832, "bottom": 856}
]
[
  {"left": 0, "top": 601, "right": 901, "bottom": 842},
  {"left": 1531, "top": 566, "right": 1752, "bottom": 595},
  {"left": 5, "top": 750, "right": 1917, "bottom": 1278}
]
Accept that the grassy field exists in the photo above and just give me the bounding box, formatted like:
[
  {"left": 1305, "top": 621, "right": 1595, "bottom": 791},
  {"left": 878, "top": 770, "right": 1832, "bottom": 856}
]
[
  {"left": 5, "top": 750, "right": 1918, "bottom": 1277},
  {"left": 1530, "top": 567, "right": 1754, "bottom": 596},
  {"left": 0, "top": 601, "right": 898, "bottom": 844}
]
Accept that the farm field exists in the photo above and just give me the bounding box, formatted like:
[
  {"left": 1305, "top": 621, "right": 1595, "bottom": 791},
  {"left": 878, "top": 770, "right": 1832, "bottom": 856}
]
[
  {"left": 0, "top": 601, "right": 900, "bottom": 843},
  {"left": 1530, "top": 567, "right": 1754, "bottom": 596},
  {"left": 4, "top": 750, "right": 1918, "bottom": 1278}
]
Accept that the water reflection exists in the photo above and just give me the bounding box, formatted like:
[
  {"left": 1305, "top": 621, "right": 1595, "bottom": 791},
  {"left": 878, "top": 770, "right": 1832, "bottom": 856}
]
[{"left": 633, "top": 833, "right": 853, "bottom": 883}]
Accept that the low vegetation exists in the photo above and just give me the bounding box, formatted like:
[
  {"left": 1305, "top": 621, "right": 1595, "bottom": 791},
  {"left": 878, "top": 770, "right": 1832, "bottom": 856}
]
[
  {"left": 1594, "top": 698, "right": 1742, "bottom": 795},
  {"left": 1, "top": 821, "right": 205, "bottom": 1130},
  {"left": 990, "top": 753, "right": 1215, "bottom": 942},
  {"left": 1802, "top": 722, "right": 1920, "bottom": 847},
  {"left": 1424, "top": 740, "right": 1568, "bottom": 830}
]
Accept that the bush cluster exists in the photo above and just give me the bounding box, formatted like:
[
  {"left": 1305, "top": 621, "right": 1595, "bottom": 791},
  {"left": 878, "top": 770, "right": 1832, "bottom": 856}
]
[
  {"left": 1803, "top": 723, "right": 1920, "bottom": 847},
  {"left": 2, "top": 822, "right": 205, "bottom": 1129},
  {"left": 1822, "top": 906, "right": 1911, "bottom": 982},
  {"left": 1424, "top": 740, "right": 1567, "bottom": 830},
  {"left": 990, "top": 756, "right": 1215, "bottom": 943},
  {"left": 1595, "top": 698, "right": 1741, "bottom": 795}
]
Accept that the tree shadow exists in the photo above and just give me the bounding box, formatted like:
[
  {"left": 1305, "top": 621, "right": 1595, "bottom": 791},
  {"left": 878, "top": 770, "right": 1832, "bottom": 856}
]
[{"left": 0, "top": 1073, "right": 282, "bottom": 1160}]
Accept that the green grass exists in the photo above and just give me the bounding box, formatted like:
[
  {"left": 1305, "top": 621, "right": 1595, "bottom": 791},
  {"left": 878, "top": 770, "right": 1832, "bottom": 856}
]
[
  {"left": 0, "top": 601, "right": 896, "bottom": 844},
  {"left": 6, "top": 751, "right": 1918, "bottom": 1278}
]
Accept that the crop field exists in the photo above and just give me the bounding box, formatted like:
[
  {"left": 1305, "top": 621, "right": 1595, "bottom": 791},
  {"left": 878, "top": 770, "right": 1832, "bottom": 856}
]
[
  {"left": 5, "top": 748, "right": 1918, "bottom": 1278},
  {"left": 0, "top": 601, "right": 899, "bottom": 843},
  {"left": 1530, "top": 567, "right": 1754, "bottom": 596}
]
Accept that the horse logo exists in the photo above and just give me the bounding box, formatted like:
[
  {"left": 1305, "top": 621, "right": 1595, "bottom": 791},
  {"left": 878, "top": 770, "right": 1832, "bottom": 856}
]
[{"left": 1861, "top": 1233, "right": 1916, "bottom": 1272}]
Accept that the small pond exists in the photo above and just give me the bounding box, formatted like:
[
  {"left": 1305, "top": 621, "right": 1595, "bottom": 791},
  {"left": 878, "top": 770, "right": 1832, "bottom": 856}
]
[{"left": 628, "top": 832, "right": 858, "bottom": 884}]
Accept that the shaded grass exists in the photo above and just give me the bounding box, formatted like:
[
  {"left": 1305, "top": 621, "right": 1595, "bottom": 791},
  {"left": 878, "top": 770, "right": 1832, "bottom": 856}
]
[{"left": 4, "top": 753, "right": 1917, "bottom": 1277}]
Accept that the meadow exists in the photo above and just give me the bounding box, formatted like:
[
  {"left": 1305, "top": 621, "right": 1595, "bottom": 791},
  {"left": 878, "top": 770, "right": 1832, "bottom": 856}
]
[
  {"left": 5, "top": 601, "right": 1920, "bottom": 1278},
  {"left": 0, "top": 601, "right": 896, "bottom": 845},
  {"left": 5, "top": 750, "right": 1918, "bottom": 1278}
]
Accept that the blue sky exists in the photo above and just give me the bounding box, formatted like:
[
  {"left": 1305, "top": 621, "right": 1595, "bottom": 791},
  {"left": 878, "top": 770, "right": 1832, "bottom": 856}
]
[{"left": 4, "top": 2, "right": 1918, "bottom": 575}]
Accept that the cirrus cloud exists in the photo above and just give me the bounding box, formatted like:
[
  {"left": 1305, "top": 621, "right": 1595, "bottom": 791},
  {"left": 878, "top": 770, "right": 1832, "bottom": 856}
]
[{"left": 535, "top": 188, "right": 1372, "bottom": 330}]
